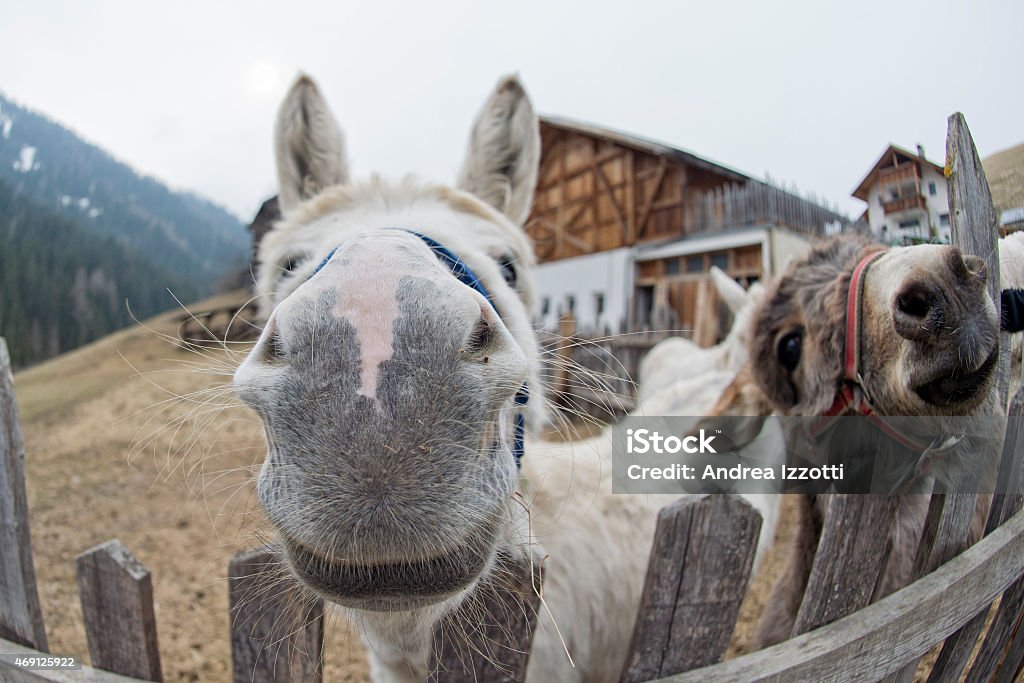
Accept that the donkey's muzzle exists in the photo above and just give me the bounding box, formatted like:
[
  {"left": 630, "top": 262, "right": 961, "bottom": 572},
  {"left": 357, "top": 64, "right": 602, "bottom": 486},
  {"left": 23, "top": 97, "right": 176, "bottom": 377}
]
[{"left": 280, "top": 527, "right": 498, "bottom": 611}]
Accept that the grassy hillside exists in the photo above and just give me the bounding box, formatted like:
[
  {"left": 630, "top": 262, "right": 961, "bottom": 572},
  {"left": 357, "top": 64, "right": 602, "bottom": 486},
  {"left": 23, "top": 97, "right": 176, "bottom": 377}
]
[{"left": 983, "top": 142, "right": 1024, "bottom": 214}]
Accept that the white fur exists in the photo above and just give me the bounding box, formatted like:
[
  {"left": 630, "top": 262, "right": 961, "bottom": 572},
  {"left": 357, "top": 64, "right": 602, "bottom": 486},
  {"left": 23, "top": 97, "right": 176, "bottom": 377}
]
[
  {"left": 457, "top": 75, "right": 541, "bottom": 226},
  {"left": 999, "top": 232, "right": 1024, "bottom": 403},
  {"left": 274, "top": 75, "right": 350, "bottom": 211}
]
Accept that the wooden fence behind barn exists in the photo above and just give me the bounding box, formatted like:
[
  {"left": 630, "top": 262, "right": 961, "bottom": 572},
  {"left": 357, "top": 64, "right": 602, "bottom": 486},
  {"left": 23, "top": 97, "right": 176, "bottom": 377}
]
[
  {"left": 683, "top": 179, "right": 848, "bottom": 238},
  {"left": 2, "top": 114, "right": 1024, "bottom": 683}
]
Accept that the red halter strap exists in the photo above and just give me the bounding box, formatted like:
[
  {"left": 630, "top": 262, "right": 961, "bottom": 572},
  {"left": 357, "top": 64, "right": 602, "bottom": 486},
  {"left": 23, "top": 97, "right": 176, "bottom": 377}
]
[
  {"left": 813, "top": 250, "right": 929, "bottom": 452},
  {"left": 842, "top": 251, "right": 883, "bottom": 385}
]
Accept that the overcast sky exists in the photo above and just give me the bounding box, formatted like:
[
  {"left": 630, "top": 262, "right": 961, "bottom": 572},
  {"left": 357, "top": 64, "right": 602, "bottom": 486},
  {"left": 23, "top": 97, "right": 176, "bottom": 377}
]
[{"left": 1, "top": 0, "right": 1021, "bottom": 222}]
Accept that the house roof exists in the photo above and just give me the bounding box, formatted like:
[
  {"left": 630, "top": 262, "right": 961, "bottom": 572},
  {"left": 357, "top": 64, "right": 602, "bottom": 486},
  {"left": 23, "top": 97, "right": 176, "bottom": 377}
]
[
  {"left": 851, "top": 144, "right": 945, "bottom": 201},
  {"left": 540, "top": 115, "right": 752, "bottom": 184}
]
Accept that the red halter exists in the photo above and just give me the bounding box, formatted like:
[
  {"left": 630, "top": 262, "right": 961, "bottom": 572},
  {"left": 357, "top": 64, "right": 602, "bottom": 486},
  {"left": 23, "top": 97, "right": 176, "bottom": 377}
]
[{"left": 812, "top": 250, "right": 930, "bottom": 454}]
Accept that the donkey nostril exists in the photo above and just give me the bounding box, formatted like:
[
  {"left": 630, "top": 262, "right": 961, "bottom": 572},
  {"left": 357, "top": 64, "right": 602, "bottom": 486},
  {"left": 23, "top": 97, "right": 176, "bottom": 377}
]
[
  {"left": 261, "top": 330, "right": 289, "bottom": 364},
  {"left": 464, "top": 316, "right": 494, "bottom": 355},
  {"left": 897, "top": 288, "right": 932, "bottom": 319},
  {"left": 963, "top": 255, "right": 988, "bottom": 284}
]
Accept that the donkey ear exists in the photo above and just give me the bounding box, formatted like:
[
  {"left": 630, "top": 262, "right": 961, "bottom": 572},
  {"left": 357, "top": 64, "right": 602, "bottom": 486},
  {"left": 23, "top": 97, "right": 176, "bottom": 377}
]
[
  {"left": 457, "top": 75, "right": 540, "bottom": 226},
  {"left": 710, "top": 267, "right": 748, "bottom": 314},
  {"left": 274, "top": 74, "right": 350, "bottom": 212}
]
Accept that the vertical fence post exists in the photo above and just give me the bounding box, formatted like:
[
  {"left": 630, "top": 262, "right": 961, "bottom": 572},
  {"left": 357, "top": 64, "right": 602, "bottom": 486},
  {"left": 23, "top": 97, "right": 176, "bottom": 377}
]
[
  {"left": 874, "top": 111, "right": 1008, "bottom": 683},
  {"left": 76, "top": 539, "right": 163, "bottom": 681},
  {"left": 0, "top": 337, "right": 48, "bottom": 651},
  {"left": 429, "top": 547, "right": 544, "bottom": 683},
  {"left": 619, "top": 495, "right": 761, "bottom": 682},
  {"left": 923, "top": 112, "right": 1024, "bottom": 683},
  {"left": 228, "top": 547, "right": 324, "bottom": 683},
  {"left": 791, "top": 495, "right": 901, "bottom": 636}
]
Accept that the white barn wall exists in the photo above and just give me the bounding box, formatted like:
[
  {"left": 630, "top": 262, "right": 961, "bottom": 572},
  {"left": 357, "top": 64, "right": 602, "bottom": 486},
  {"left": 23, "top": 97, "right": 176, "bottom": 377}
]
[
  {"left": 533, "top": 248, "right": 632, "bottom": 332},
  {"left": 769, "top": 229, "right": 814, "bottom": 274}
]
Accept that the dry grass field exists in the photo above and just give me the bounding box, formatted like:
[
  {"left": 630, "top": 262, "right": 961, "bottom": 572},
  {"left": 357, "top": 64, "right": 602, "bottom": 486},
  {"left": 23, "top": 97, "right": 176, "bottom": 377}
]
[{"left": 12, "top": 290, "right": 799, "bottom": 681}]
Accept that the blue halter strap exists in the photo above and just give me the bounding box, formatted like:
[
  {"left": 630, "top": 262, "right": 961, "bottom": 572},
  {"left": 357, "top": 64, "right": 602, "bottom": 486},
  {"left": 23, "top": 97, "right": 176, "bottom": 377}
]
[{"left": 312, "top": 232, "right": 530, "bottom": 469}]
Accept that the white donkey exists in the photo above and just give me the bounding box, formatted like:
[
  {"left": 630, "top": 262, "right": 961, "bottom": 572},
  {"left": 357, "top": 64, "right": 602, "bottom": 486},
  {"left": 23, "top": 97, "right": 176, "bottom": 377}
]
[{"left": 237, "top": 74, "right": 725, "bottom": 682}]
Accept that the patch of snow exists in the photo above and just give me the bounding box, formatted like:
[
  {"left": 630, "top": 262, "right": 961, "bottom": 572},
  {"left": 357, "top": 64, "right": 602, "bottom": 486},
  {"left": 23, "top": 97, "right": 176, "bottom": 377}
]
[
  {"left": 60, "top": 194, "right": 72, "bottom": 207},
  {"left": 87, "top": 207, "right": 102, "bottom": 218},
  {"left": 77, "top": 197, "right": 90, "bottom": 210},
  {"left": 14, "top": 145, "right": 38, "bottom": 173},
  {"left": 1, "top": 116, "right": 11, "bottom": 140}
]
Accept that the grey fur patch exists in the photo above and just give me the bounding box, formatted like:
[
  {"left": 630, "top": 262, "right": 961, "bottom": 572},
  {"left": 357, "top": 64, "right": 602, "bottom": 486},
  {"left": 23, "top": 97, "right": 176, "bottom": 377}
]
[{"left": 256, "top": 278, "right": 515, "bottom": 569}]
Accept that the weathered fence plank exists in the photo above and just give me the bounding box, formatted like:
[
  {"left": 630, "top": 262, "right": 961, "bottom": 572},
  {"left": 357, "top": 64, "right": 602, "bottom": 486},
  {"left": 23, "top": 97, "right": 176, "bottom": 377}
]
[
  {"left": 930, "top": 406, "right": 1024, "bottom": 682},
  {"left": 791, "top": 496, "right": 901, "bottom": 635},
  {"left": 0, "top": 337, "right": 48, "bottom": 651},
  {"left": 947, "top": 112, "right": 1002, "bottom": 311},
  {"left": 960, "top": 398, "right": 1024, "bottom": 683},
  {"left": 886, "top": 108, "right": 1008, "bottom": 683},
  {"left": 989, "top": 617, "right": 1024, "bottom": 683},
  {"left": 228, "top": 547, "right": 323, "bottom": 683},
  {"left": 650, "top": 505, "right": 1024, "bottom": 682},
  {"left": 619, "top": 495, "right": 761, "bottom": 683},
  {"left": 75, "top": 540, "right": 162, "bottom": 681},
  {"left": 0, "top": 635, "right": 144, "bottom": 682},
  {"left": 429, "top": 548, "right": 544, "bottom": 682}
]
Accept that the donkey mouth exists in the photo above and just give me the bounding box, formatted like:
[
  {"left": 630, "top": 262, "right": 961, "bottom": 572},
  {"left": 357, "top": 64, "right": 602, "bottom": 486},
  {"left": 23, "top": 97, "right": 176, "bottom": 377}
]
[
  {"left": 915, "top": 345, "right": 998, "bottom": 407},
  {"left": 280, "top": 530, "right": 497, "bottom": 612}
]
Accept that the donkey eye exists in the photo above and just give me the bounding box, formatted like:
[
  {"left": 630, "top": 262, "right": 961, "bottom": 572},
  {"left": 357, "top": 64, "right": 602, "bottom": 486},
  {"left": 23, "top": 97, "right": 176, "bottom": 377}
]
[
  {"left": 777, "top": 331, "right": 802, "bottom": 373},
  {"left": 497, "top": 257, "right": 517, "bottom": 288},
  {"left": 280, "top": 257, "right": 303, "bottom": 274}
]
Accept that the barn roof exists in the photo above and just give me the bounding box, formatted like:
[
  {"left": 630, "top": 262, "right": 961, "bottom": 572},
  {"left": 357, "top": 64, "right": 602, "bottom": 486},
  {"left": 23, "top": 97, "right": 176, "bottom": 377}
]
[
  {"left": 851, "top": 143, "right": 945, "bottom": 201},
  {"left": 540, "top": 115, "right": 752, "bottom": 184}
]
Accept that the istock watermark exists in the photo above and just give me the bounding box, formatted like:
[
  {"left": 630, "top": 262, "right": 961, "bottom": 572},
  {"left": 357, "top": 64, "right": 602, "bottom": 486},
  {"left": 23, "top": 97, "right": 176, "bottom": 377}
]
[
  {"left": 625, "top": 428, "right": 718, "bottom": 454},
  {"left": 611, "top": 415, "right": 1012, "bottom": 495}
]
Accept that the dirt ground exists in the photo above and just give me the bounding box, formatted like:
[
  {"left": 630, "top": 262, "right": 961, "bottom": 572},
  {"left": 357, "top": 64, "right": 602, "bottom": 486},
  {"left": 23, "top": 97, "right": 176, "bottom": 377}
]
[{"left": 12, "top": 290, "right": 799, "bottom": 681}]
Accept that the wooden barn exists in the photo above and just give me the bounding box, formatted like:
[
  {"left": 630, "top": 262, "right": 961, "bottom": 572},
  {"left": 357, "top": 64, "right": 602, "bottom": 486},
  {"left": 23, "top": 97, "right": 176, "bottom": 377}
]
[{"left": 526, "top": 116, "right": 848, "bottom": 341}]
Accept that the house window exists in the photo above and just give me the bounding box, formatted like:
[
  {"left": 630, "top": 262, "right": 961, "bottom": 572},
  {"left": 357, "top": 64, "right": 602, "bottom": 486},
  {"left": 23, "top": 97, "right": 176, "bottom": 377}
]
[
  {"left": 541, "top": 297, "right": 550, "bottom": 316},
  {"left": 566, "top": 295, "right": 576, "bottom": 314},
  {"left": 664, "top": 258, "right": 680, "bottom": 276},
  {"left": 939, "top": 213, "right": 950, "bottom": 227},
  {"left": 686, "top": 255, "right": 704, "bottom": 273},
  {"left": 594, "top": 292, "right": 605, "bottom": 318},
  {"left": 711, "top": 252, "right": 729, "bottom": 270},
  {"left": 928, "top": 181, "right": 937, "bottom": 196},
  {"left": 898, "top": 219, "right": 921, "bottom": 230}
]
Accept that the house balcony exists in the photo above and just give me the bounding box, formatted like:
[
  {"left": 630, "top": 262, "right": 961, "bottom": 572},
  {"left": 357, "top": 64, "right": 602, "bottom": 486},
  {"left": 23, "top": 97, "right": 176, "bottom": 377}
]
[
  {"left": 878, "top": 162, "right": 921, "bottom": 187},
  {"left": 883, "top": 194, "right": 927, "bottom": 216}
]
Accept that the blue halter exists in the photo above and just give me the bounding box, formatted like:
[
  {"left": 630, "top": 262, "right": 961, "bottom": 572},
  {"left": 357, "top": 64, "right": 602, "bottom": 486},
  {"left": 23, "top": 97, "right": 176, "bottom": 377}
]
[{"left": 312, "top": 232, "right": 530, "bottom": 469}]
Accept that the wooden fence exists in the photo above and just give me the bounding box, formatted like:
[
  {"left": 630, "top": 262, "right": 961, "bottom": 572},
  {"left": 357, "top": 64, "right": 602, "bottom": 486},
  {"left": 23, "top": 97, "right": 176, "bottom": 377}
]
[
  {"left": 682, "top": 179, "right": 849, "bottom": 238},
  {"left": 2, "top": 113, "right": 1024, "bottom": 682}
]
